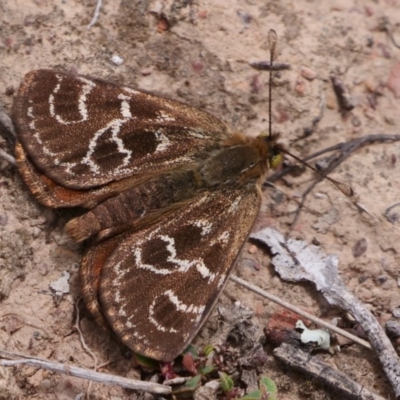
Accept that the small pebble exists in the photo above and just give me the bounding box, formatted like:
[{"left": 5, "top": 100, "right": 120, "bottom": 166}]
[
  {"left": 191, "top": 60, "right": 204, "bottom": 73},
  {"left": 294, "top": 77, "right": 306, "bottom": 95},
  {"left": 351, "top": 115, "right": 361, "bottom": 127},
  {"left": 140, "top": 68, "right": 152, "bottom": 76},
  {"left": 386, "top": 320, "right": 400, "bottom": 339},
  {"left": 31, "top": 227, "right": 41, "bottom": 238},
  {"left": 364, "top": 109, "right": 376, "bottom": 120},
  {"left": 352, "top": 238, "right": 367, "bottom": 258},
  {"left": 198, "top": 10, "right": 208, "bottom": 18},
  {"left": 376, "top": 275, "right": 388, "bottom": 285},
  {"left": 248, "top": 244, "right": 258, "bottom": 254},
  {"left": 241, "top": 258, "right": 259, "bottom": 270},
  {"left": 392, "top": 307, "right": 400, "bottom": 318},
  {"left": 111, "top": 55, "right": 124, "bottom": 66},
  {"left": 0, "top": 214, "right": 8, "bottom": 226},
  {"left": 326, "top": 91, "right": 337, "bottom": 109},
  {"left": 300, "top": 66, "right": 317, "bottom": 80},
  {"left": 364, "top": 78, "right": 377, "bottom": 93},
  {"left": 157, "top": 16, "right": 169, "bottom": 32},
  {"left": 387, "top": 61, "right": 400, "bottom": 98}
]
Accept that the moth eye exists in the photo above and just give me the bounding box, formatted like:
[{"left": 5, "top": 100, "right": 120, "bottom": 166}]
[{"left": 270, "top": 154, "right": 282, "bottom": 169}]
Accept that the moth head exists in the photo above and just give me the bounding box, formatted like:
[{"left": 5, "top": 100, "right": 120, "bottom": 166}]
[{"left": 258, "top": 131, "right": 283, "bottom": 170}]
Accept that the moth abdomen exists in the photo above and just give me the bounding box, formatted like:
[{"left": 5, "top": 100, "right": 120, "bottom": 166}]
[{"left": 66, "top": 167, "right": 203, "bottom": 242}]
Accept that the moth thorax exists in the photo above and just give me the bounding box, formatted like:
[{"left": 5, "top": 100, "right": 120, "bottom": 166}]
[{"left": 200, "top": 144, "right": 266, "bottom": 187}]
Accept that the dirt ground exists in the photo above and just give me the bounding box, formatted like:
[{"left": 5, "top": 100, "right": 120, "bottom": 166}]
[{"left": 0, "top": 0, "right": 400, "bottom": 399}]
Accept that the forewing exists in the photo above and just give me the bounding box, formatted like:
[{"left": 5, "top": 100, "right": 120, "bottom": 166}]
[
  {"left": 13, "top": 70, "right": 229, "bottom": 189},
  {"left": 97, "top": 186, "right": 261, "bottom": 361}
]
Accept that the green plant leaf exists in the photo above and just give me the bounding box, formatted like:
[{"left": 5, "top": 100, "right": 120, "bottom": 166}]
[
  {"left": 185, "top": 374, "right": 202, "bottom": 389},
  {"left": 203, "top": 344, "right": 214, "bottom": 357},
  {"left": 259, "top": 376, "right": 277, "bottom": 396},
  {"left": 219, "top": 371, "right": 234, "bottom": 393},
  {"left": 241, "top": 389, "right": 262, "bottom": 400},
  {"left": 134, "top": 353, "right": 158, "bottom": 370},
  {"left": 172, "top": 375, "right": 202, "bottom": 398},
  {"left": 200, "top": 365, "right": 215, "bottom": 375}
]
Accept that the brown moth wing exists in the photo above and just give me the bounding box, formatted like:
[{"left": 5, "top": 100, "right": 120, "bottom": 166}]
[
  {"left": 81, "top": 232, "right": 128, "bottom": 331},
  {"left": 93, "top": 186, "right": 261, "bottom": 361},
  {"left": 15, "top": 141, "right": 155, "bottom": 208},
  {"left": 13, "top": 70, "right": 229, "bottom": 190}
]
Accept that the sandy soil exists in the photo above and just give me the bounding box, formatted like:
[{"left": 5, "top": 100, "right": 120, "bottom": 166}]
[{"left": 0, "top": 0, "right": 400, "bottom": 399}]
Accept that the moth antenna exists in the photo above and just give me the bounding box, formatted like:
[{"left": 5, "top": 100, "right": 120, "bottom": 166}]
[
  {"left": 267, "top": 29, "right": 277, "bottom": 141},
  {"left": 281, "top": 148, "right": 354, "bottom": 197}
]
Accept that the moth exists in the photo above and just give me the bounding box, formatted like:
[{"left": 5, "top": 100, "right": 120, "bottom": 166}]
[{"left": 13, "top": 31, "right": 283, "bottom": 361}]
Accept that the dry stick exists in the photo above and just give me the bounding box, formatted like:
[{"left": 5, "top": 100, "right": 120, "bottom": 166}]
[
  {"left": 267, "top": 134, "right": 400, "bottom": 228},
  {"left": 73, "top": 299, "right": 97, "bottom": 397},
  {"left": 0, "top": 105, "right": 16, "bottom": 165},
  {"left": 0, "top": 104, "right": 16, "bottom": 142},
  {"left": 87, "top": 0, "right": 103, "bottom": 29},
  {"left": 298, "top": 88, "right": 326, "bottom": 139},
  {"left": 229, "top": 274, "right": 372, "bottom": 350},
  {"left": 0, "top": 149, "right": 15, "bottom": 166},
  {"left": 0, "top": 349, "right": 171, "bottom": 395},
  {"left": 324, "top": 278, "right": 400, "bottom": 399},
  {"left": 249, "top": 60, "right": 291, "bottom": 71},
  {"left": 274, "top": 343, "right": 386, "bottom": 400},
  {"left": 74, "top": 299, "right": 99, "bottom": 369}
]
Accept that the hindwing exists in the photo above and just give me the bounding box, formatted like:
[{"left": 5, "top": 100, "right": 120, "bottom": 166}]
[{"left": 81, "top": 186, "right": 261, "bottom": 361}]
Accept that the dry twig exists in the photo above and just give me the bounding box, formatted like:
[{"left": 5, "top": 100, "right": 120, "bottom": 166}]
[
  {"left": 274, "top": 343, "right": 386, "bottom": 400},
  {"left": 230, "top": 274, "right": 372, "bottom": 350},
  {"left": 0, "top": 349, "right": 171, "bottom": 394},
  {"left": 87, "top": 0, "right": 103, "bottom": 29}
]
